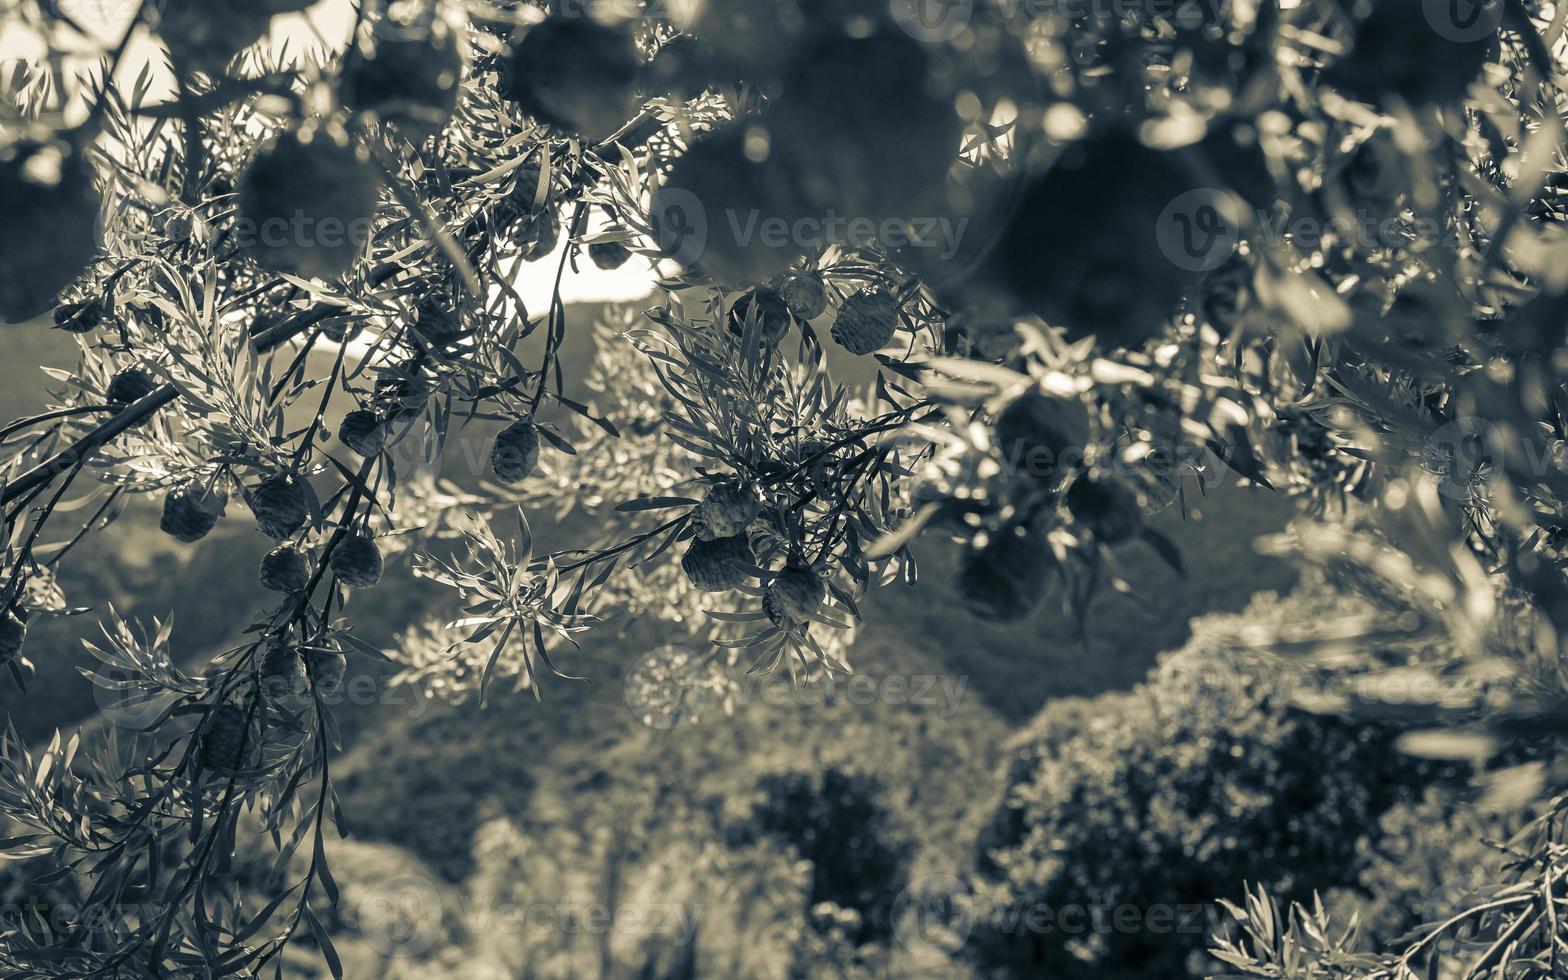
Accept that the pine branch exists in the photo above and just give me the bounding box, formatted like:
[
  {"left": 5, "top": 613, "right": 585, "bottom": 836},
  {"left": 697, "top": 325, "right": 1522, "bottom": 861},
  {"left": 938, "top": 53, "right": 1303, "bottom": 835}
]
[{"left": 0, "top": 385, "right": 178, "bottom": 507}]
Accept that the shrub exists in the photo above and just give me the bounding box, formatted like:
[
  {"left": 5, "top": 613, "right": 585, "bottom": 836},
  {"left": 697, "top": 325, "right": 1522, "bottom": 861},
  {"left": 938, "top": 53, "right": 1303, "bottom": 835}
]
[
  {"left": 1321, "top": 787, "right": 1518, "bottom": 949},
  {"left": 970, "top": 588, "right": 1449, "bottom": 978},
  {"left": 737, "top": 766, "right": 915, "bottom": 945}
]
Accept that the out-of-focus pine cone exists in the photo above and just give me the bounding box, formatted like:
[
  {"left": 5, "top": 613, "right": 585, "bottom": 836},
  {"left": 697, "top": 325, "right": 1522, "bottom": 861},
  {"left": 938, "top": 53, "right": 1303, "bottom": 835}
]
[
  {"left": 957, "top": 525, "right": 1050, "bottom": 623},
  {"left": 1066, "top": 475, "right": 1143, "bottom": 545},
  {"left": 993, "top": 390, "right": 1090, "bottom": 485},
  {"left": 589, "top": 240, "right": 632, "bottom": 270}
]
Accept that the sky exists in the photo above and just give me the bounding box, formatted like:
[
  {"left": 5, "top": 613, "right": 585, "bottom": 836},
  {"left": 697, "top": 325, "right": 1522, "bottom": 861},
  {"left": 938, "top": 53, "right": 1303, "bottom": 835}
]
[{"left": 0, "top": 0, "right": 662, "bottom": 310}]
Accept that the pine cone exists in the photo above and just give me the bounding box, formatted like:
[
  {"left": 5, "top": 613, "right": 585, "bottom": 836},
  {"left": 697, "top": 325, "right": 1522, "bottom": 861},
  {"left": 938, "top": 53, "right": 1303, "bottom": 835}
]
[
  {"left": 106, "top": 367, "right": 158, "bottom": 406},
  {"left": 339, "top": 409, "right": 387, "bottom": 456},
  {"left": 993, "top": 390, "right": 1089, "bottom": 484},
  {"left": 727, "top": 288, "right": 791, "bottom": 346},
  {"left": 1329, "top": 0, "right": 1494, "bottom": 108},
  {"left": 589, "top": 241, "right": 632, "bottom": 270},
  {"left": 957, "top": 526, "right": 1050, "bottom": 623},
  {"left": 780, "top": 273, "right": 828, "bottom": 321},
  {"left": 260, "top": 644, "right": 310, "bottom": 703},
  {"left": 54, "top": 299, "right": 104, "bottom": 334},
  {"left": 343, "top": 14, "right": 463, "bottom": 142},
  {"left": 498, "top": 159, "right": 546, "bottom": 232},
  {"left": 831, "top": 289, "right": 898, "bottom": 356},
  {"left": 249, "top": 473, "right": 310, "bottom": 539},
  {"left": 331, "top": 533, "right": 383, "bottom": 589},
  {"left": 374, "top": 361, "right": 429, "bottom": 420},
  {"left": 1066, "top": 476, "right": 1143, "bottom": 545},
  {"left": 0, "top": 143, "right": 101, "bottom": 324},
  {"left": 159, "top": 483, "right": 228, "bottom": 543},
  {"left": 200, "top": 703, "right": 250, "bottom": 772},
  {"left": 415, "top": 299, "right": 463, "bottom": 348},
  {"left": 680, "top": 534, "right": 753, "bottom": 591},
  {"left": 491, "top": 420, "right": 541, "bottom": 483},
  {"left": 237, "top": 129, "right": 383, "bottom": 279},
  {"left": 308, "top": 649, "right": 348, "bottom": 694},
  {"left": 763, "top": 564, "right": 824, "bottom": 629},
  {"left": 0, "top": 608, "right": 26, "bottom": 666},
  {"left": 519, "top": 207, "right": 561, "bottom": 262},
  {"left": 259, "top": 545, "right": 309, "bottom": 594},
  {"left": 500, "top": 17, "right": 640, "bottom": 142},
  {"left": 694, "top": 483, "right": 760, "bottom": 541}
]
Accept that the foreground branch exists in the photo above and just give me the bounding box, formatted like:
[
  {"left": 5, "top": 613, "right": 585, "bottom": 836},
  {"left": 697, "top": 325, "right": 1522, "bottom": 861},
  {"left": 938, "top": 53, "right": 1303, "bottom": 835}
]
[{"left": 0, "top": 385, "right": 178, "bottom": 506}]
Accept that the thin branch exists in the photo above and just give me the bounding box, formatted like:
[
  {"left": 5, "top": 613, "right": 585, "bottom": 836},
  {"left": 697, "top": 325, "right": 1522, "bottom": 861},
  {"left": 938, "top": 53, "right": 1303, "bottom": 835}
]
[{"left": 0, "top": 385, "right": 177, "bottom": 507}]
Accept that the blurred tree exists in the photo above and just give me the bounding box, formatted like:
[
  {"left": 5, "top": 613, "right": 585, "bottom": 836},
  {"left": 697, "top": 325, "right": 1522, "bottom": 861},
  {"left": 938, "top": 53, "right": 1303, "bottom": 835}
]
[{"left": 0, "top": 0, "right": 1563, "bottom": 975}]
